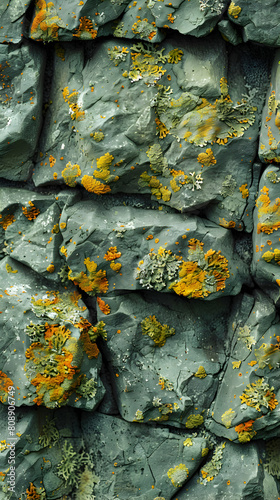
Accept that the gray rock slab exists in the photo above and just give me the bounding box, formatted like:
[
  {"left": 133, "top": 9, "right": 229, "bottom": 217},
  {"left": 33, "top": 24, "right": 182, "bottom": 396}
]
[
  {"left": 81, "top": 411, "right": 208, "bottom": 500},
  {"left": 0, "top": 256, "right": 104, "bottom": 410},
  {"left": 252, "top": 166, "right": 280, "bottom": 305},
  {"left": 175, "top": 440, "right": 264, "bottom": 500},
  {"left": 31, "top": 36, "right": 266, "bottom": 226},
  {"left": 59, "top": 200, "right": 250, "bottom": 299},
  {"left": 95, "top": 291, "right": 231, "bottom": 426},
  {"left": 0, "top": 42, "right": 45, "bottom": 181},
  {"left": 208, "top": 291, "right": 280, "bottom": 442}
]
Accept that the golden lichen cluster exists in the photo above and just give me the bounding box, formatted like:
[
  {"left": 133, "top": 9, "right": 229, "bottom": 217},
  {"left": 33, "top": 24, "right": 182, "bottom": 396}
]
[
  {"left": 73, "top": 16, "right": 97, "bottom": 39},
  {"left": 30, "top": 0, "right": 64, "bottom": 41},
  {"left": 170, "top": 239, "right": 230, "bottom": 298},
  {"left": 22, "top": 201, "right": 40, "bottom": 221},
  {"left": 62, "top": 87, "right": 85, "bottom": 121}
]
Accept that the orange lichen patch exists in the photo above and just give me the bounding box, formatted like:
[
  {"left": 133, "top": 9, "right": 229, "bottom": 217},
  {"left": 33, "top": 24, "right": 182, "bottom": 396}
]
[
  {"left": 73, "top": 16, "right": 97, "bottom": 39},
  {"left": 30, "top": 0, "right": 64, "bottom": 41},
  {"left": 62, "top": 87, "right": 85, "bottom": 121},
  {"left": 97, "top": 297, "right": 111, "bottom": 315},
  {"left": 22, "top": 201, "right": 40, "bottom": 220},
  {"left": 46, "top": 264, "right": 55, "bottom": 273},
  {"left": 197, "top": 148, "right": 216, "bottom": 167},
  {"left": 93, "top": 153, "right": 116, "bottom": 182},
  {"left": 219, "top": 218, "right": 236, "bottom": 229},
  {"left": 239, "top": 184, "right": 249, "bottom": 198},
  {"left": 49, "top": 155, "right": 56, "bottom": 168},
  {"left": 26, "top": 482, "right": 41, "bottom": 500},
  {"left": 0, "top": 213, "right": 15, "bottom": 230},
  {"left": 61, "top": 161, "right": 81, "bottom": 187},
  {"left": 170, "top": 239, "right": 229, "bottom": 298},
  {"left": 104, "top": 246, "right": 121, "bottom": 261},
  {"left": 110, "top": 262, "right": 122, "bottom": 272},
  {"left": 68, "top": 257, "right": 108, "bottom": 296},
  {"left": 81, "top": 176, "right": 111, "bottom": 194},
  {"left": 167, "top": 13, "right": 175, "bottom": 23},
  {"left": 256, "top": 186, "right": 280, "bottom": 234},
  {"left": 0, "top": 371, "right": 13, "bottom": 403},
  {"left": 155, "top": 118, "right": 169, "bottom": 139}
]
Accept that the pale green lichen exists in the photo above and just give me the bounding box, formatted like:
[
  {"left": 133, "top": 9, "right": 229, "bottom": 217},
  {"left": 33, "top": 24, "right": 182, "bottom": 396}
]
[
  {"left": 221, "top": 408, "right": 235, "bottom": 429},
  {"left": 134, "top": 409, "right": 144, "bottom": 422},
  {"left": 31, "top": 291, "right": 85, "bottom": 325},
  {"left": 25, "top": 322, "right": 46, "bottom": 342},
  {"left": 146, "top": 144, "right": 169, "bottom": 176},
  {"left": 266, "top": 170, "right": 280, "bottom": 184},
  {"left": 108, "top": 45, "right": 129, "bottom": 66},
  {"left": 141, "top": 315, "right": 175, "bottom": 346}
]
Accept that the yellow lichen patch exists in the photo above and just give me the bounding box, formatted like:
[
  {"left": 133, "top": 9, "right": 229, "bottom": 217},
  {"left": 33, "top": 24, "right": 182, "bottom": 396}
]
[
  {"left": 61, "top": 162, "right": 81, "bottom": 187},
  {"left": 239, "top": 184, "right": 249, "bottom": 198},
  {"left": 170, "top": 169, "right": 188, "bottom": 192},
  {"left": 96, "top": 297, "right": 111, "bottom": 315},
  {"left": 221, "top": 408, "right": 235, "bottom": 429},
  {"left": 228, "top": 1, "right": 241, "bottom": 18},
  {"left": 73, "top": 16, "right": 97, "bottom": 39},
  {"left": 194, "top": 366, "right": 207, "bottom": 378},
  {"left": 183, "top": 438, "right": 193, "bottom": 447},
  {"left": 185, "top": 413, "right": 204, "bottom": 428},
  {"left": 104, "top": 246, "right": 121, "bottom": 261},
  {"left": 68, "top": 257, "right": 109, "bottom": 296},
  {"left": 170, "top": 239, "right": 230, "bottom": 298},
  {"left": 6, "top": 263, "right": 17, "bottom": 274},
  {"left": 22, "top": 202, "right": 40, "bottom": 221},
  {"left": 62, "top": 87, "right": 85, "bottom": 121},
  {"left": 0, "top": 371, "right": 13, "bottom": 403},
  {"left": 197, "top": 148, "right": 216, "bottom": 167},
  {"left": 93, "top": 153, "right": 115, "bottom": 181},
  {"left": 60, "top": 245, "right": 68, "bottom": 257},
  {"left": 256, "top": 186, "right": 280, "bottom": 234},
  {"left": 46, "top": 264, "right": 55, "bottom": 273},
  {"left": 139, "top": 171, "right": 171, "bottom": 201},
  {"left": 240, "top": 378, "right": 278, "bottom": 412},
  {"left": 81, "top": 176, "right": 111, "bottom": 194},
  {"left": 0, "top": 213, "right": 15, "bottom": 230},
  {"left": 141, "top": 315, "right": 175, "bottom": 347},
  {"left": 167, "top": 464, "right": 189, "bottom": 488},
  {"left": 167, "top": 48, "right": 183, "bottom": 64}
]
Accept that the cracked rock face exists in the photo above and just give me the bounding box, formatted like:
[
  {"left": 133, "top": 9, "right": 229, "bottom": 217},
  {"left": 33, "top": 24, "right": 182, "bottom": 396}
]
[{"left": 1, "top": 1, "right": 280, "bottom": 499}]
